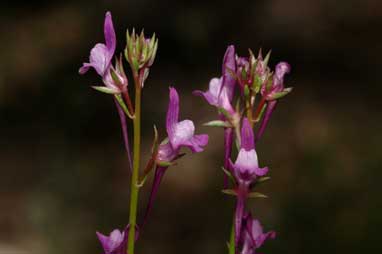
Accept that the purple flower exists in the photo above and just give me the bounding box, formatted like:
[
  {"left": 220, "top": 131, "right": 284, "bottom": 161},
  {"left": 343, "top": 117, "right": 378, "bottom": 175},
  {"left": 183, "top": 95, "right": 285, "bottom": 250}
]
[
  {"left": 79, "top": 12, "right": 127, "bottom": 94},
  {"left": 261, "top": 62, "right": 291, "bottom": 101},
  {"left": 230, "top": 118, "right": 268, "bottom": 186},
  {"left": 96, "top": 225, "right": 139, "bottom": 254},
  {"left": 221, "top": 45, "right": 237, "bottom": 101},
  {"left": 230, "top": 118, "right": 269, "bottom": 243},
  {"left": 241, "top": 214, "right": 276, "bottom": 254},
  {"left": 96, "top": 228, "right": 127, "bottom": 254},
  {"left": 79, "top": 12, "right": 116, "bottom": 77},
  {"left": 193, "top": 77, "right": 236, "bottom": 116},
  {"left": 194, "top": 45, "right": 237, "bottom": 117},
  {"left": 256, "top": 62, "right": 291, "bottom": 140},
  {"left": 142, "top": 87, "right": 208, "bottom": 226},
  {"left": 159, "top": 87, "right": 209, "bottom": 162}
]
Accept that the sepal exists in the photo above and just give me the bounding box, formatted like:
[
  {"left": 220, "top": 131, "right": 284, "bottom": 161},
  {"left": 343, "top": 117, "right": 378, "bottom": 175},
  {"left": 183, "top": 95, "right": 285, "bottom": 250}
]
[
  {"left": 247, "top": 192, "right": 268, "bottom": 198},
  {"left": 92, "top": 85, "right": 119, "bottom": 94},
  {"left": 222, "top": 189, "right": 237, "bottom": 196},
  {"left": 204, "top": 120, "right": 232, "bottom": 128},
  {"left": 114, "top": 94, "right": 135, "bottom": 119},
  {"left": 267, "top": 87, "right": 293, "bottom": 100}
]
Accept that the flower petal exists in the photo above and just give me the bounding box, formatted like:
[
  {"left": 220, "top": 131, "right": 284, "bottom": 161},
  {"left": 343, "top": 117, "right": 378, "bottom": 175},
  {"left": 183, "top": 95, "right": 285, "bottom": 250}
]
[
  {"left": 171, "top": 119, "right": 195, "bottom": 150},
  {"left": 254, "top": 166, "right": 268, "bottom": 177},
  {"left": 241, "top": 118, "right": 255, "bottom": 151},
  {"left": 81, "top": 43, "right": 110, "bottom": 76},
  {"left": 166, "top": 87, "right": 180, "bottom": 142},
  {"left": 255, "top": 230, "right": 276, "bottom": 248},
  {"left": 104, "top": 11, "right": 116, "bottom": 54},
  {"left": 235, "top": 149, "right": 258, "bottom": 173},
  {"left": 193, "top": 77, "right": 222, "bottom": 106},
  {"left": 222, "top": 45, "right": 236, "bottom": 100},
  {"left": 96, "top": 229, "right": 124, "bottom": 253},
  {"left": 182, "top": 134, "right": 209, "bottom": 153}
]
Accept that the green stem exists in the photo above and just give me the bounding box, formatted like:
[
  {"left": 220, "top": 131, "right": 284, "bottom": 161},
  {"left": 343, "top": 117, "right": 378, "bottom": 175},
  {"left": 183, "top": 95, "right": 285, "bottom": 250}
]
[
  {"left": 127, "top": 74, "right": 142, "bottom": 254},
  {"left": 229, "top": 217, "right": 235, "bottom": 254}
]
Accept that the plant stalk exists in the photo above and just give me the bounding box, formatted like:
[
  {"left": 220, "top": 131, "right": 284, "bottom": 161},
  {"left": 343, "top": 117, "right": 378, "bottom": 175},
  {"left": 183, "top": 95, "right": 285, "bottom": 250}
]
[{"left": 127, "top": 73, "right": 142, "bottom": 254}]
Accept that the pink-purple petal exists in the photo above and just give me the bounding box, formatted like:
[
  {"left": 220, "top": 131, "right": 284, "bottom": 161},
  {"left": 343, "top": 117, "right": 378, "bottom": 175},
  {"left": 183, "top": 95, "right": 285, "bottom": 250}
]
[
  {"left": 183, "top": 134, "right": 209, "bottom": 153},
  {"left": 254, "top": 166, "right": 268, "bottom": 177},
  {"left": 221, "top": 45, "right": 236, "bottom": 100},
  {"left": 235, "top": 149, "right": 259, "bottom": 172},
  {"left": 166, "top": 87, "right": 180, "bottom": 142},
  {"left": 171, "top": 119, "right": 195, "bottom": 150},
  {"left": 96, "top": 229, "right": 124, "bottom": 253},
  {"left": 241, "top": 118, "right": 255, "bottom": 151},
  {"left": 104, "top": 11, "right": 116, "bottom": 54}
]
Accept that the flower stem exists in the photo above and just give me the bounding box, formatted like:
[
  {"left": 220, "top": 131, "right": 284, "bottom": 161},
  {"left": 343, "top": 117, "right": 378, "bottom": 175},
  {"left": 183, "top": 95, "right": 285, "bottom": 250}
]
[
  {"left": 127, "top": 74, "right": 142, "bottom": 254},
  {"left": 229, "top": 216, "right": 235, "bottom": 254}
]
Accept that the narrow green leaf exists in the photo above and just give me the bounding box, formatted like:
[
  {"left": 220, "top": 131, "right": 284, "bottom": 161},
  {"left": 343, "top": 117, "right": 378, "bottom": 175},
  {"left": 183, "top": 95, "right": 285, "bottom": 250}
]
[
  {"left": 269, "top": 87, "right": 293, "bottom": 100},
  {"left": 114, "top": 94, "right": 134, "bottom": 119},
  {"left": 92, "top": 86, "right": 118, "bottom": 94},
  {"left": 257, "top": 176, "right": 271, "bottom": 183},
  {"left": 222, "top": 189, "right": 237, "bottom": 196},
  {"left": 204, "top": 120, "right": 231, "bottom": 128},
  {"left": 247, "top": 192, "right": 268, "bottom": 198}
]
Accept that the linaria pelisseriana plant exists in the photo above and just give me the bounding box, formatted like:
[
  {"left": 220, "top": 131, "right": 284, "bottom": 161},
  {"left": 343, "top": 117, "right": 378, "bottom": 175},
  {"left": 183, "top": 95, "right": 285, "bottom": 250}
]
[{"left": 79, "top": 11, "right": 291, "bottom": 254}]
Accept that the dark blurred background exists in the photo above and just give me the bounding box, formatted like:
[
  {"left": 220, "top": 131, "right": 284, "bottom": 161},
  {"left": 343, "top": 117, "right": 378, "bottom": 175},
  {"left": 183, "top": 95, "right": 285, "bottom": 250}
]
[{"left": 1, "top": 0, "right": 381, "bottom": 253}]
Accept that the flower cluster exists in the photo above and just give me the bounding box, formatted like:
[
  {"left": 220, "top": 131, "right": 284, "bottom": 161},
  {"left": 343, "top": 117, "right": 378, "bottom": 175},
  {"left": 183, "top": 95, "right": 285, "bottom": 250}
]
[
  {"left": 79, "top": 12, "right": 207, "bottom": 254},
  {"left": 79, "top": 11, "right": 291, "bottom": 254},
  {"left": 195, "top": 45, "right": 291, "bottom": 253}
]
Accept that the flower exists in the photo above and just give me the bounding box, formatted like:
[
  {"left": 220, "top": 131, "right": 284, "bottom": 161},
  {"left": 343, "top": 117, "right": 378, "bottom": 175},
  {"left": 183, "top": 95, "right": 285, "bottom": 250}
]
[
  {"left": 229, "top": 118, "right": 269, "bottom": 243},
  {"left": 260, "top": 62, "right": 291, "bottom": 101},
  {"left": 96, "top": 225, "right": 139, "bottom": 254},
  {"left": 158, "top": 87, "right": 209, "bottom": 162},
  {"left": 193, "top": 77, "right": 236, "bottom": 116},
  {"left": 241, "top": 214, "right": 276, "bottom": 254},
  {"left": 79, "top": 12, "right": 128, "bottom": 94},
  {"left": 142, "top": 87, "right": 208, "bottom": 226},
  {"left": 230, "top": 118, "right": 268, "bottom": 186},
  {"left": 96, "top": 228, "right": 127, "bottom": 254},
  {"left": 79, "top": 11, "right": 116, "bottom": 77},
  {"left": 193, "top": 45, "right": 237, "bottom": 117}
]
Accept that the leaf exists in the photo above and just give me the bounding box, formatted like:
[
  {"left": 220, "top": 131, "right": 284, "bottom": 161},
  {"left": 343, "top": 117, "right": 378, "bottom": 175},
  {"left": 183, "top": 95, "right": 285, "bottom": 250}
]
[
  {"left": 221, "top": 167, "right": 236, "bottom": 185},
  {"left": 269, "top": 87, "right": 293, "bottom": 100},
  {"left": 247, "top": 192, "right": 268, "bottom": 199},
  {"left": 92, "top": 86, "right": 118, "bottom": 94},
  {"left": 257, "top": 176, "right": 271, "bottom": 183},
  {"left": 114, "top": 94, "right": 134, "bottom": 119},
  {"left": 222, "top": 189, "right": 237, "bottom": 196},
  {"left": 204, "top": 120, "right": 232, "bottom": 128}
]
